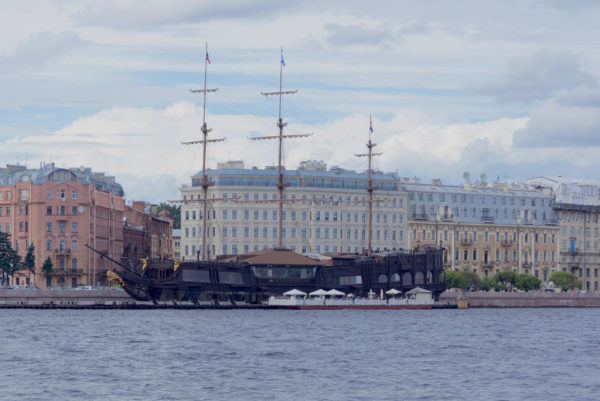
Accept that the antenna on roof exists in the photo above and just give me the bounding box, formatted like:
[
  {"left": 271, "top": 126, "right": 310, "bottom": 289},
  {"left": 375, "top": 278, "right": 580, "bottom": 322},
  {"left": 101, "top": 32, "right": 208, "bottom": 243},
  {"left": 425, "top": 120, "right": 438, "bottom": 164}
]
[
  {"left": 181, "top": 43, "right": 225, "bottom": 262},
  {"left": 250, "top": 46, "right": 311, "bottom": 248}
]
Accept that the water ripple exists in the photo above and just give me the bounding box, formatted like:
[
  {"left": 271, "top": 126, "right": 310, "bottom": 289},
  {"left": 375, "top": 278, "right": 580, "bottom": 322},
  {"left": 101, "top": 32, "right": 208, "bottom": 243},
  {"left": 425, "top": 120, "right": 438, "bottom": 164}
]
[{"left": 1, "top": 308, "right": 599, "bottom": 400}]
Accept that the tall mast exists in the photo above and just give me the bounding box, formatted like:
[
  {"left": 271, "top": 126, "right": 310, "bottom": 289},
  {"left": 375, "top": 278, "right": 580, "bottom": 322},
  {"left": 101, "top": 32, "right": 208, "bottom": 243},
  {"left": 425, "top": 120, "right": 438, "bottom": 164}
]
[
  {"left": 182, "top": 43, "right": 224, "bottom": 261},
  {"left": 355, "top": 115, "right": 382, "bottom": 255},
  {"left": 251, "top": 47, "right": 310, "bottom": 248}
]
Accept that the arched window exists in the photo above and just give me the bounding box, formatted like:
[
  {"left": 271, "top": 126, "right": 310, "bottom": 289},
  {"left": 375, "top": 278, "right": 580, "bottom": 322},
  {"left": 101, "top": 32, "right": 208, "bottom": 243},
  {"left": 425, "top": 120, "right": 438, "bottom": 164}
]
[
  {"left": 415, "top": 271, "right": 425, "bottom": 285},
  {"left": 391, "top": 273, "right": 400, "bottom": 282},
  {"left": 378, "top": 274, "right": 387, "bottom": 283},
  {"left": 402, "top": 272, "right": 412, "bottom": 286}
]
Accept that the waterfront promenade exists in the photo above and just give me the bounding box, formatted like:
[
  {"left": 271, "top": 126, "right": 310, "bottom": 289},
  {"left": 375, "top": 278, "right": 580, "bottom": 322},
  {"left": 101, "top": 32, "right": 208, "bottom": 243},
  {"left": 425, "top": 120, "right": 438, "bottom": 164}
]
[{"left": 3, "top": 288, "right": 600, "bottom": 308}]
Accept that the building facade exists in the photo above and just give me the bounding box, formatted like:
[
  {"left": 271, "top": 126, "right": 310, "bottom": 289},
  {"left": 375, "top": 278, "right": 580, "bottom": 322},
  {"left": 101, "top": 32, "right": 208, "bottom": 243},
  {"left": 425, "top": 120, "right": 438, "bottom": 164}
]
[
  {"left": 405, "top": 179, "right": 561, "bottom": 283},
  {"left": 123, "top": 201, "right": 173, "bottom": 263},
  {"left": 172, "top": 229, "right": 181, "bottom": 260},
  {"left": 180, "top": 161, "right": 409, "bottom": 260},
  {"left": 0, "top": 163, "right": 124, "bottom": 288},
  {"left": 526, "top": 177, "right": 600, "bottom": 291}
]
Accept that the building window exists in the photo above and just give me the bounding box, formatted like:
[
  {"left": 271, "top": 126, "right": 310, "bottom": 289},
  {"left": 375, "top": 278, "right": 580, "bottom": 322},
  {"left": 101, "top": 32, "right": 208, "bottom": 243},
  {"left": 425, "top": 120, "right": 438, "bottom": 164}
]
[
  {"left": 46, "top": 240, "right": 52, "bottom": 251},
  {"left": 46, "top": 222, "right": 52, "bottom": 232},
  {"left": 59, "top": 223, "right": 65, "bottom": 233},
  {"left": 72, "top": 191, "right": 78, "bottom": 200},
  {"left": 72, "top": 240, "right": 78, "bottom": 251}
]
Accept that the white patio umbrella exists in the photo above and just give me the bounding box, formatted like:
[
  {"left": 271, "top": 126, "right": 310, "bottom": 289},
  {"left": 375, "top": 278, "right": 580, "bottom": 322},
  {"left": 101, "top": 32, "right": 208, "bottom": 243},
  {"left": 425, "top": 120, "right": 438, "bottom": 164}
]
[
  {"left": 283, "top": 289, "right": 307, "bottom": 297},
  {"left": 309, "top": 289, "right": 328, "bottom": 297},
  {"left": 326, "top": 289, "right": 345, "bottom": 297},
  {"left": 385, "top": 288, "right": 402, "bottom": 295}
]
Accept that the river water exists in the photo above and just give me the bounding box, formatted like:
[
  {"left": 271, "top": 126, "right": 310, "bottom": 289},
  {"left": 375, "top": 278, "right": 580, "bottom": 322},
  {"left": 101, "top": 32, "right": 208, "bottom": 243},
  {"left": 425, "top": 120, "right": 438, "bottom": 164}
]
[{"left": 1, "top": 308, "right": 599, "bottom": 401}]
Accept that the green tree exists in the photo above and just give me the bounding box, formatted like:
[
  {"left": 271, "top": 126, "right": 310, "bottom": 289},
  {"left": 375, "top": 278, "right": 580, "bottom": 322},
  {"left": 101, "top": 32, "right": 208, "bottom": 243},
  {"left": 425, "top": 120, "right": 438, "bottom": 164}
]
[
  {"left": 549, "top": 271, "right": 582, "bottom": 292},
  {"left": 481, "top": 275, "right": 502, "bottom": 291},
  {"left": 461, "top": 271, "right": 483, "bottom": 290},
  {"left": 494, "top": 270, "right": 518, "bottom": 289},
  {"left": 25, "top": 244, "right": 36, "bottom": 283},
  {"left": 0, "top": 232, "right": 22, "bottom": 285},
  {"left": 42, "top": 257, "right": 53, "bottom": 277},
  {"left": 514, "top": 273, "right": 541, "bottom": 291},
  {"left": 442, "top": 269, "right": 467, "bottom": 289},
  {"left": 157, "top": 203, "right": 180, "bottom": 229}
]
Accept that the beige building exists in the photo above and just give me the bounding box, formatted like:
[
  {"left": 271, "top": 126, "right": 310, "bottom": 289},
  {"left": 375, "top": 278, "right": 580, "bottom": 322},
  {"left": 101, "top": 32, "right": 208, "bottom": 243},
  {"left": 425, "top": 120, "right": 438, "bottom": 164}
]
[
  {"left": 406, "top": 179, "right": 561, "bottom": 283},
  {"left": 180, "top": 161, "right": 408, "bottom": 259},
  {"left": 172, "top": 229, "right": 181, "bottom": 259},
  {"left": 526, "top": 177, "right": 600, "bottom": 291}
]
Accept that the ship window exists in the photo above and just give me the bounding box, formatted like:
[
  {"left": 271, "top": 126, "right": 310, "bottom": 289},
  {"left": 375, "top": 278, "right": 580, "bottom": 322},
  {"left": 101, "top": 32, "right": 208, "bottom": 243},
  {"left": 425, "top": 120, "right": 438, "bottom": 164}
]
[
  {"left": 181, "top": 270, "right": 210, "bottom": 282},
  {"left": 415, "top": 271, "right": 425, "bottom": 285},
  {"left": 339, "top": 275, "right": 362, "bottom": 286},
  {"left": 218, "top": 271, "right": 244, "bottom": 284}
]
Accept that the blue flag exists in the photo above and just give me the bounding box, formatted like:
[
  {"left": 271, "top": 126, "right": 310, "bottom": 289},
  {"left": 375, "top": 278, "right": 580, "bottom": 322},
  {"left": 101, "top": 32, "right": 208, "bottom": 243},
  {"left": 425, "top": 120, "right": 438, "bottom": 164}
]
[
  {"left": 369, "top": 117, "right": 374, "bottom": 133},
  {"left": 281, "top": 51, "right": 286, "bottom": 67}
]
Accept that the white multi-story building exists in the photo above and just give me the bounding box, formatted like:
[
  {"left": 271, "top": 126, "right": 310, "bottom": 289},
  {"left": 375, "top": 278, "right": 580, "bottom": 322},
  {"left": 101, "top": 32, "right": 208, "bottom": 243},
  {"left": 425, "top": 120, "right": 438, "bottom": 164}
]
[{"left": 180, "top": 161, "right": 408, "bottom": 259}]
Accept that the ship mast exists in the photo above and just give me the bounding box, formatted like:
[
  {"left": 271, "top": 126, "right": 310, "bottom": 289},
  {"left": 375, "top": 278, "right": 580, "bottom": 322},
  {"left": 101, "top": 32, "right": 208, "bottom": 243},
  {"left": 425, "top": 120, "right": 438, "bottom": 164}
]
[
  {"left": 355, "top": 115, "right": 382, "bottom": 255},
  {"left": 182, "top": 43, "right": 224, "bottom": 261},
  {"left": 250, "top": 47, "right": 310, "bottom": 248}
]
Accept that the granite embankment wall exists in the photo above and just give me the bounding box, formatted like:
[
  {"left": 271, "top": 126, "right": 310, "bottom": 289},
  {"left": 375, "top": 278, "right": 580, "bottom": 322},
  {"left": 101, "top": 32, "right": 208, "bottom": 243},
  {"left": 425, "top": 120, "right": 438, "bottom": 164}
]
[
  {"left": 440, "top": 291, "right": 600, "bottom": 307},
  {"left": 0, "top": 289, "right": 133, "bottom": 306}
]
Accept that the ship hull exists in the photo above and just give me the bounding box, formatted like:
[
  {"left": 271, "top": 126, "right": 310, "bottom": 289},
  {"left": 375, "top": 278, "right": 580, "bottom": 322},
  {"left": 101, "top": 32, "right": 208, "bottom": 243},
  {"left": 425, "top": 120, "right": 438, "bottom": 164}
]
[{"left": 116, "top": 248, "right": 447, "bottom": 302}]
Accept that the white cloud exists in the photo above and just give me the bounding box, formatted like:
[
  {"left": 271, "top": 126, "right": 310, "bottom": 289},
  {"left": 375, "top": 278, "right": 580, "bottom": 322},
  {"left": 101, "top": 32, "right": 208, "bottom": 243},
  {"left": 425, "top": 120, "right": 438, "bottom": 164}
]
[
  {"left": 513, "top": 100, "right": 600, "bottom": 147},
  {"left": 0, "top": 31, "right": 86, "bottom": 73},
  {"left": 474, "top": 49, "right": 596, "bottom": 102}
]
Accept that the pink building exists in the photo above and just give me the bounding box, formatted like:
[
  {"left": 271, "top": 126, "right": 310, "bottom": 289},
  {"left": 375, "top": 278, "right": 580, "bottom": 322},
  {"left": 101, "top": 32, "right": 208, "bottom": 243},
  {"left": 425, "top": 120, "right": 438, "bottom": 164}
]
[{"left": 0, "top": 163, "right": 124, "bottom": 288}]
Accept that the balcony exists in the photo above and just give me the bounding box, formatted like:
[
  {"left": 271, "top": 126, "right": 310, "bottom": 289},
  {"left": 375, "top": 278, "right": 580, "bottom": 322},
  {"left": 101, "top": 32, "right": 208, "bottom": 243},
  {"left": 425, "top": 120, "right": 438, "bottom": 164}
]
[
  {"left": 50, "top": 268, "right": 84, "bottom": 276},
  {"left": 439, "top": 214, "right": 455, "bottom": 222},
  {"left": 481, "top": 215, "right": 495, "bottom": 223},
  {"left": 54, "top": 248, "right": 71, "bottom": 256},
  {"left": 412, "top": 213, "right": 429, "bottom": 221},
  {"left": 501, "top": 239, "right": 513, "bottom": 247},
  {"left": 522, "top": 262, "right": 532, "bottom": 268},
  {"left": 544, "top": 218, "right": 559, "bottom": 226},
  {"left": 461, "top": 238, "right": 473, "bottom": 246}
]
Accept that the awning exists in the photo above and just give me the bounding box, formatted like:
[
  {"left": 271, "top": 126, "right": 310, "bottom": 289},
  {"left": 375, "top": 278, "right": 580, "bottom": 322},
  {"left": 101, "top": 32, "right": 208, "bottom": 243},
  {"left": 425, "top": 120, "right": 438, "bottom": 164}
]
[
  {"left": 326, "top": 289, "right": 345, "bottom": 297},
  {"left": 309, "top": 289, "right": 328, "bottom": 297}
]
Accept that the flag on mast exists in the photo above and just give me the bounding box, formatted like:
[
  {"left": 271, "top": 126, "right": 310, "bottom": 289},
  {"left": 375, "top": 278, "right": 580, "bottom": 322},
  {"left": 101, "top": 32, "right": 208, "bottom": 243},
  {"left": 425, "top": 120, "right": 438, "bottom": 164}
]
[
  {"left": 281, "top": 49, "right": 286, "bottom": 67},
  {"left": 369, "top": 116, "right": 374, "bottom": 133},
  {"left": 206, "top": 51, "right": 211, "bottom": 64}
]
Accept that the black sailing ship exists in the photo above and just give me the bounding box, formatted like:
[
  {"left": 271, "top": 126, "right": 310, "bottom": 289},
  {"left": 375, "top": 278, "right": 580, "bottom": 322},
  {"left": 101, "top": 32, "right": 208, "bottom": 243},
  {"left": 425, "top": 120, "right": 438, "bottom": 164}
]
[{"left": 102, "top": 46, "right": 447, "bottom": 303}]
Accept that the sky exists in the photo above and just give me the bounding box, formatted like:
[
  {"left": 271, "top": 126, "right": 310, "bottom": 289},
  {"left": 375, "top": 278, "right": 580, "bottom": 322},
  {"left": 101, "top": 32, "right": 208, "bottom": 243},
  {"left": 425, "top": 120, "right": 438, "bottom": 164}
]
[{"left": 1, "top": 0, "right": 600, "bottom": 203}]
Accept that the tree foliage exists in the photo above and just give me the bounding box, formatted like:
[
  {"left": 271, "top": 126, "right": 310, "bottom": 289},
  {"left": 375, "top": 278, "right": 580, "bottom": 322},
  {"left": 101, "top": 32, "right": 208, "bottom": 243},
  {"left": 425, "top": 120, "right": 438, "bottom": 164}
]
[
  {"left": 0, "top": 232, "right": 22, "bottom": 283},
  {"left": 442, "top": 270, "right": 467, "bottom": 289},
  {"left": 443, "top": 268, "right": 542, "bottom": 292},
  {"left": 549, "top": 271, "right": 582, "bottom": 292},
  {"left": 42, "top": 257, "right": 53, "bottom": 277},
  {"left": 462, "top": 271, "right": 482, "bottom": 290},
  {"left": 25, "top": 244, "right": 35, "bottom": 275},
  {"left": 157, "top": 203, "right": 180, "bottom": 229},
  {"left": 515, "top": 273, "right": 541, "bottom": 291}
]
